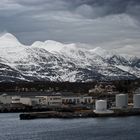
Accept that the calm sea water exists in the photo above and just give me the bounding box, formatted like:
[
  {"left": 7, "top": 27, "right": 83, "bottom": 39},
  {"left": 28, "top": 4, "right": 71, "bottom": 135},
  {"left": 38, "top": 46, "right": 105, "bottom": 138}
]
[{"left": 0, "top": 113, "right": 140, "bottom": 140}]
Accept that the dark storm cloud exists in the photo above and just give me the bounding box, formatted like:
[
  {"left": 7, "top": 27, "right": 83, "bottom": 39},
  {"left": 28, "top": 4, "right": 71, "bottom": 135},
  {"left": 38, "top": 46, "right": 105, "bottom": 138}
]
[
  {"left": 12, "top": 0, "right": 140, "bottom": 19},
  {"left": 0, "top": 0, "right": 140, "bottom": 55},
  {"left": 69, "top": 0, "right": 140, "bottom": 20}
]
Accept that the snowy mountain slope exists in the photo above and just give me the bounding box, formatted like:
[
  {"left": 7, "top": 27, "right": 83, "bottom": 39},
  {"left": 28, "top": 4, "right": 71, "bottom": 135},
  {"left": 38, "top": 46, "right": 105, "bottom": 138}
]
[
  {"left": 91, "top": 46, "right": 140, "bottom": 78},
  {"left": 0, "top": 33, "right": 139, "bottom": 82}
]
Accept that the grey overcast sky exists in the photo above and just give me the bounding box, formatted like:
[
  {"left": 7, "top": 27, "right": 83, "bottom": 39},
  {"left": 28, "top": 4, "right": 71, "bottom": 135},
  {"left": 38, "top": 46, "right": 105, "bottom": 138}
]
[{"left": 0, "top": 0, "right": 140, "bottom": 55}]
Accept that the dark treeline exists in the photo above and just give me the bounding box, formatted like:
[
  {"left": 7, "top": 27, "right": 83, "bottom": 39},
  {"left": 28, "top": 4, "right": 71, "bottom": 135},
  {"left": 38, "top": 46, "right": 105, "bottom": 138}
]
[
  {"left": 0, "top": 79, "right": 140, "bottom": 93},
  {"left": 0, "top": 81, "right": 97, "bottom": 93},
  {"left": 112, "top": 79, "right": 140, "bottom": 93}
]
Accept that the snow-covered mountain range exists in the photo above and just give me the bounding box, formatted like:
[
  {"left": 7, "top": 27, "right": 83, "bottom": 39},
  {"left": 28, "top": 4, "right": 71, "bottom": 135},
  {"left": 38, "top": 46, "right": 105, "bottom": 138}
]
[{"left": 0, "top": 33, "right": 139, "bottom": 82}]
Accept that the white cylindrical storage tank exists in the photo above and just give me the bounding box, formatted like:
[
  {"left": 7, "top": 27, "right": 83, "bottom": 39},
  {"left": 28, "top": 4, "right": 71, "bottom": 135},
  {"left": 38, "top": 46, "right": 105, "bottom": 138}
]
[
  {"left": 133, "top": 94, "right": 140, "bottom": 108},
  {"left": 95, "top": 100, "right": 107, "bottom": 111},
  {"left": 116, "top": 94, "right": 128, "bottom": 108}
]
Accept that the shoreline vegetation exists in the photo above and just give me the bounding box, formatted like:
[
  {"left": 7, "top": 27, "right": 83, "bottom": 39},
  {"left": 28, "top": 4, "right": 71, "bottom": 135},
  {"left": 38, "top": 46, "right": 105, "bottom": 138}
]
[{"left": 0, "top": 79, "right": 140, "bottom": 93}]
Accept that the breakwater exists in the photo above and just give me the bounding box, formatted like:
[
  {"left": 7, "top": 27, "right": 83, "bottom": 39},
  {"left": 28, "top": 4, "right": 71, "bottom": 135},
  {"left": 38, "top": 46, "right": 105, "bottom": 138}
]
[{"left": 19, "top": 108, "right": 140, "bottom": 120}]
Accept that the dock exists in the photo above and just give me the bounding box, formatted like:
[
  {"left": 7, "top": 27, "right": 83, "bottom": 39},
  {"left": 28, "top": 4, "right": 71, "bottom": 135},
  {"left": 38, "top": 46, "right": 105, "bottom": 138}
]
[{"left": 19, "top": 108, "right": 140, "bottom": 120}]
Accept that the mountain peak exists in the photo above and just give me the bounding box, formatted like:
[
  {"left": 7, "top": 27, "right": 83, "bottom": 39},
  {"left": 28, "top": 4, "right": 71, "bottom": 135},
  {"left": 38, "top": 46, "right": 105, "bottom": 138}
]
[
  {"left": 2, "top": 33, "right": 17, "bottom": 39},
  {"left": 0, "top": 33, "right": 21, "bottom": 47},
  {"left": 90, "top": 47, "right": 105, "bottom": 53},
  {"left": 31, "top": 40, "right": 65, "bottom": 53},
  {"left": 90, "top": 47, "right": 115, "bottom": 58},
  {"left": 44, "top": 40, "right": 63, "bottom": 45},
  {"left": 31, "top": 41, "right": 44, "bottom": 47}
]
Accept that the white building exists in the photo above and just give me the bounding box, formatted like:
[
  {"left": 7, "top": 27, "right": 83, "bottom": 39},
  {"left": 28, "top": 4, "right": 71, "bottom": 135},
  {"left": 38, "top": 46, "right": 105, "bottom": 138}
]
[
  {"left": 12, "top": 96, "right": 21, "bottom": 104},
  {"left": 62, "top": 96, "right": 81, "bottom": 104},
  {"left": 20, "top": 97, "right": 40, "bottom": 106},
  {"left": 62, "top": 96, "right": 93, "bottom": 104},
  {"left": 36, "top": 94, "right": 62, "bottom": 106},
  {"left": 82, "top": 96, "right": 93, "bottom": 104},
  {"left": 0, "top": 94, "right": 12, "bottom": 104}
]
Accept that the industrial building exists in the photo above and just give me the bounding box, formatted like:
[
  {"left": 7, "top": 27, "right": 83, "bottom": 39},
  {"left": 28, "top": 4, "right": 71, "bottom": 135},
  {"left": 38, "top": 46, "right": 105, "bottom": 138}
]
[
  {"left": 62, "top": 96, "right": 81, "bottom": 104},
  {"left": 36, "top": 94, "right": 62, "bottom": 106},
  {"left": 0, "top": 94, "right": 12, "bottom": 104},
  {"left": 12, "top": 96, "right": 21, "bottom": 104},
  {"left": 62, "top": 96, "right": 93, "bottom": 104},
  {"left": 20, "top": 97, "right": 40, "bottom": 106}
]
